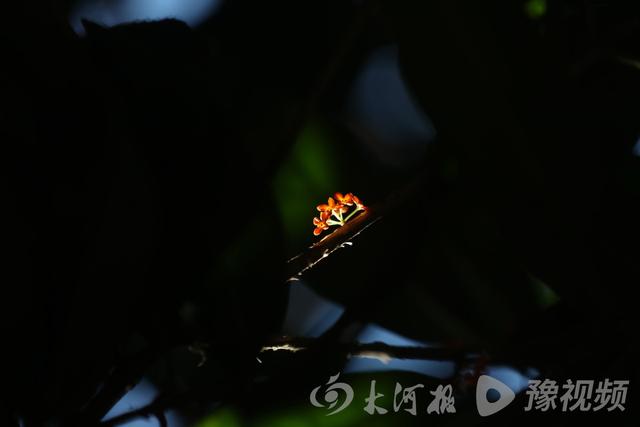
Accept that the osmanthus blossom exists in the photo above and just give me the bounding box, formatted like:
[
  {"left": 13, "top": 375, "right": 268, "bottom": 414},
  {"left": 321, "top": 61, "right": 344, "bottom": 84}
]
[
  {"left": 313, "top": 211, "right": 331, "bottom": 236},
  {"left": 316, "top": 196, "right": 348, "bottom": 214},
  {"left": 312, "top": 192, "right": 366, "bottom": 237},
  {"left": 333, "top": 192, "right": 353, "bottom": 206}
]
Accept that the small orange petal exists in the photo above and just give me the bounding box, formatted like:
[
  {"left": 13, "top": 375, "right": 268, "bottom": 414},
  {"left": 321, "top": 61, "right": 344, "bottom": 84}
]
[{"left": 335, "top": 192, "right": 353, "bottom": 205}]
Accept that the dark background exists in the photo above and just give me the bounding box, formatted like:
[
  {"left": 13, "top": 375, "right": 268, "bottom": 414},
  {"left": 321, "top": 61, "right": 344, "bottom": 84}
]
[{"left": 2, "top": 0, "right": 639, "bottom": 426}]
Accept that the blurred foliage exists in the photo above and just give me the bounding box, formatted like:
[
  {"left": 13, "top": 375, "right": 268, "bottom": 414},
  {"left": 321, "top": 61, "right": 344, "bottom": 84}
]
[
  {"left": 524, "top": 0, "right": 546, "bottom": 19},
  {"left": 530, "top": 276, "right": 559, "bottom": 309},
  {"left": 272, "top": 122, "right": 340, "bottom": 250}
]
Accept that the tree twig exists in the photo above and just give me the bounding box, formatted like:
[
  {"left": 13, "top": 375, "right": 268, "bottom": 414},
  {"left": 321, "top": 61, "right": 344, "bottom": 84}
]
[
  {"left": 260, "top": 336, "right": 476, "bottom": 365},
  {"left": 99, "top": 334, "right": 475, "bottom": 426},
  {"left": 286, "top": 207, "right": 382, "bottom": 280}
]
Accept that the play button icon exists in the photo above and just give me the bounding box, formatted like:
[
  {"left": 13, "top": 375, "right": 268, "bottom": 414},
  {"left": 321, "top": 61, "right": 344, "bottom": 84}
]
[{"left": 476, "top": 375, "right": 516, "bottom": 416}]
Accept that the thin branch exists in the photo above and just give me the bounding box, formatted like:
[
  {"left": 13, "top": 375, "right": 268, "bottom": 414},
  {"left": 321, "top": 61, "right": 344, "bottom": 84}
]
[
  {"left": 99, "top": 335, "right": 476, "bottom": 426},
  {"left": 260, "top": 336, "right": 476, "bottom": 365},
  {"left": 156, "top": 411, "right": 168, "bottom": 427},
  {"left": 286, "top": 207, "right": 382, "bottom": 279}
]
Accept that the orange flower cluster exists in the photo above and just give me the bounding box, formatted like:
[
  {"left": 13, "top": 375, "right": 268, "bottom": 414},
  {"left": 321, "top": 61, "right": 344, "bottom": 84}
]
[{"left": 313, "top": 192, "right": 366, "bottom": 236}]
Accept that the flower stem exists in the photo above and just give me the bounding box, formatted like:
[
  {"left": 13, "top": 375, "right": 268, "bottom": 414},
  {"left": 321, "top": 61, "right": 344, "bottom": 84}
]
[
  {"left": 343, "top": 207, "right": 363, "bottom": 223},
  {"left": 332, "top": 209, "right": 345, "bottom": 225}
]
